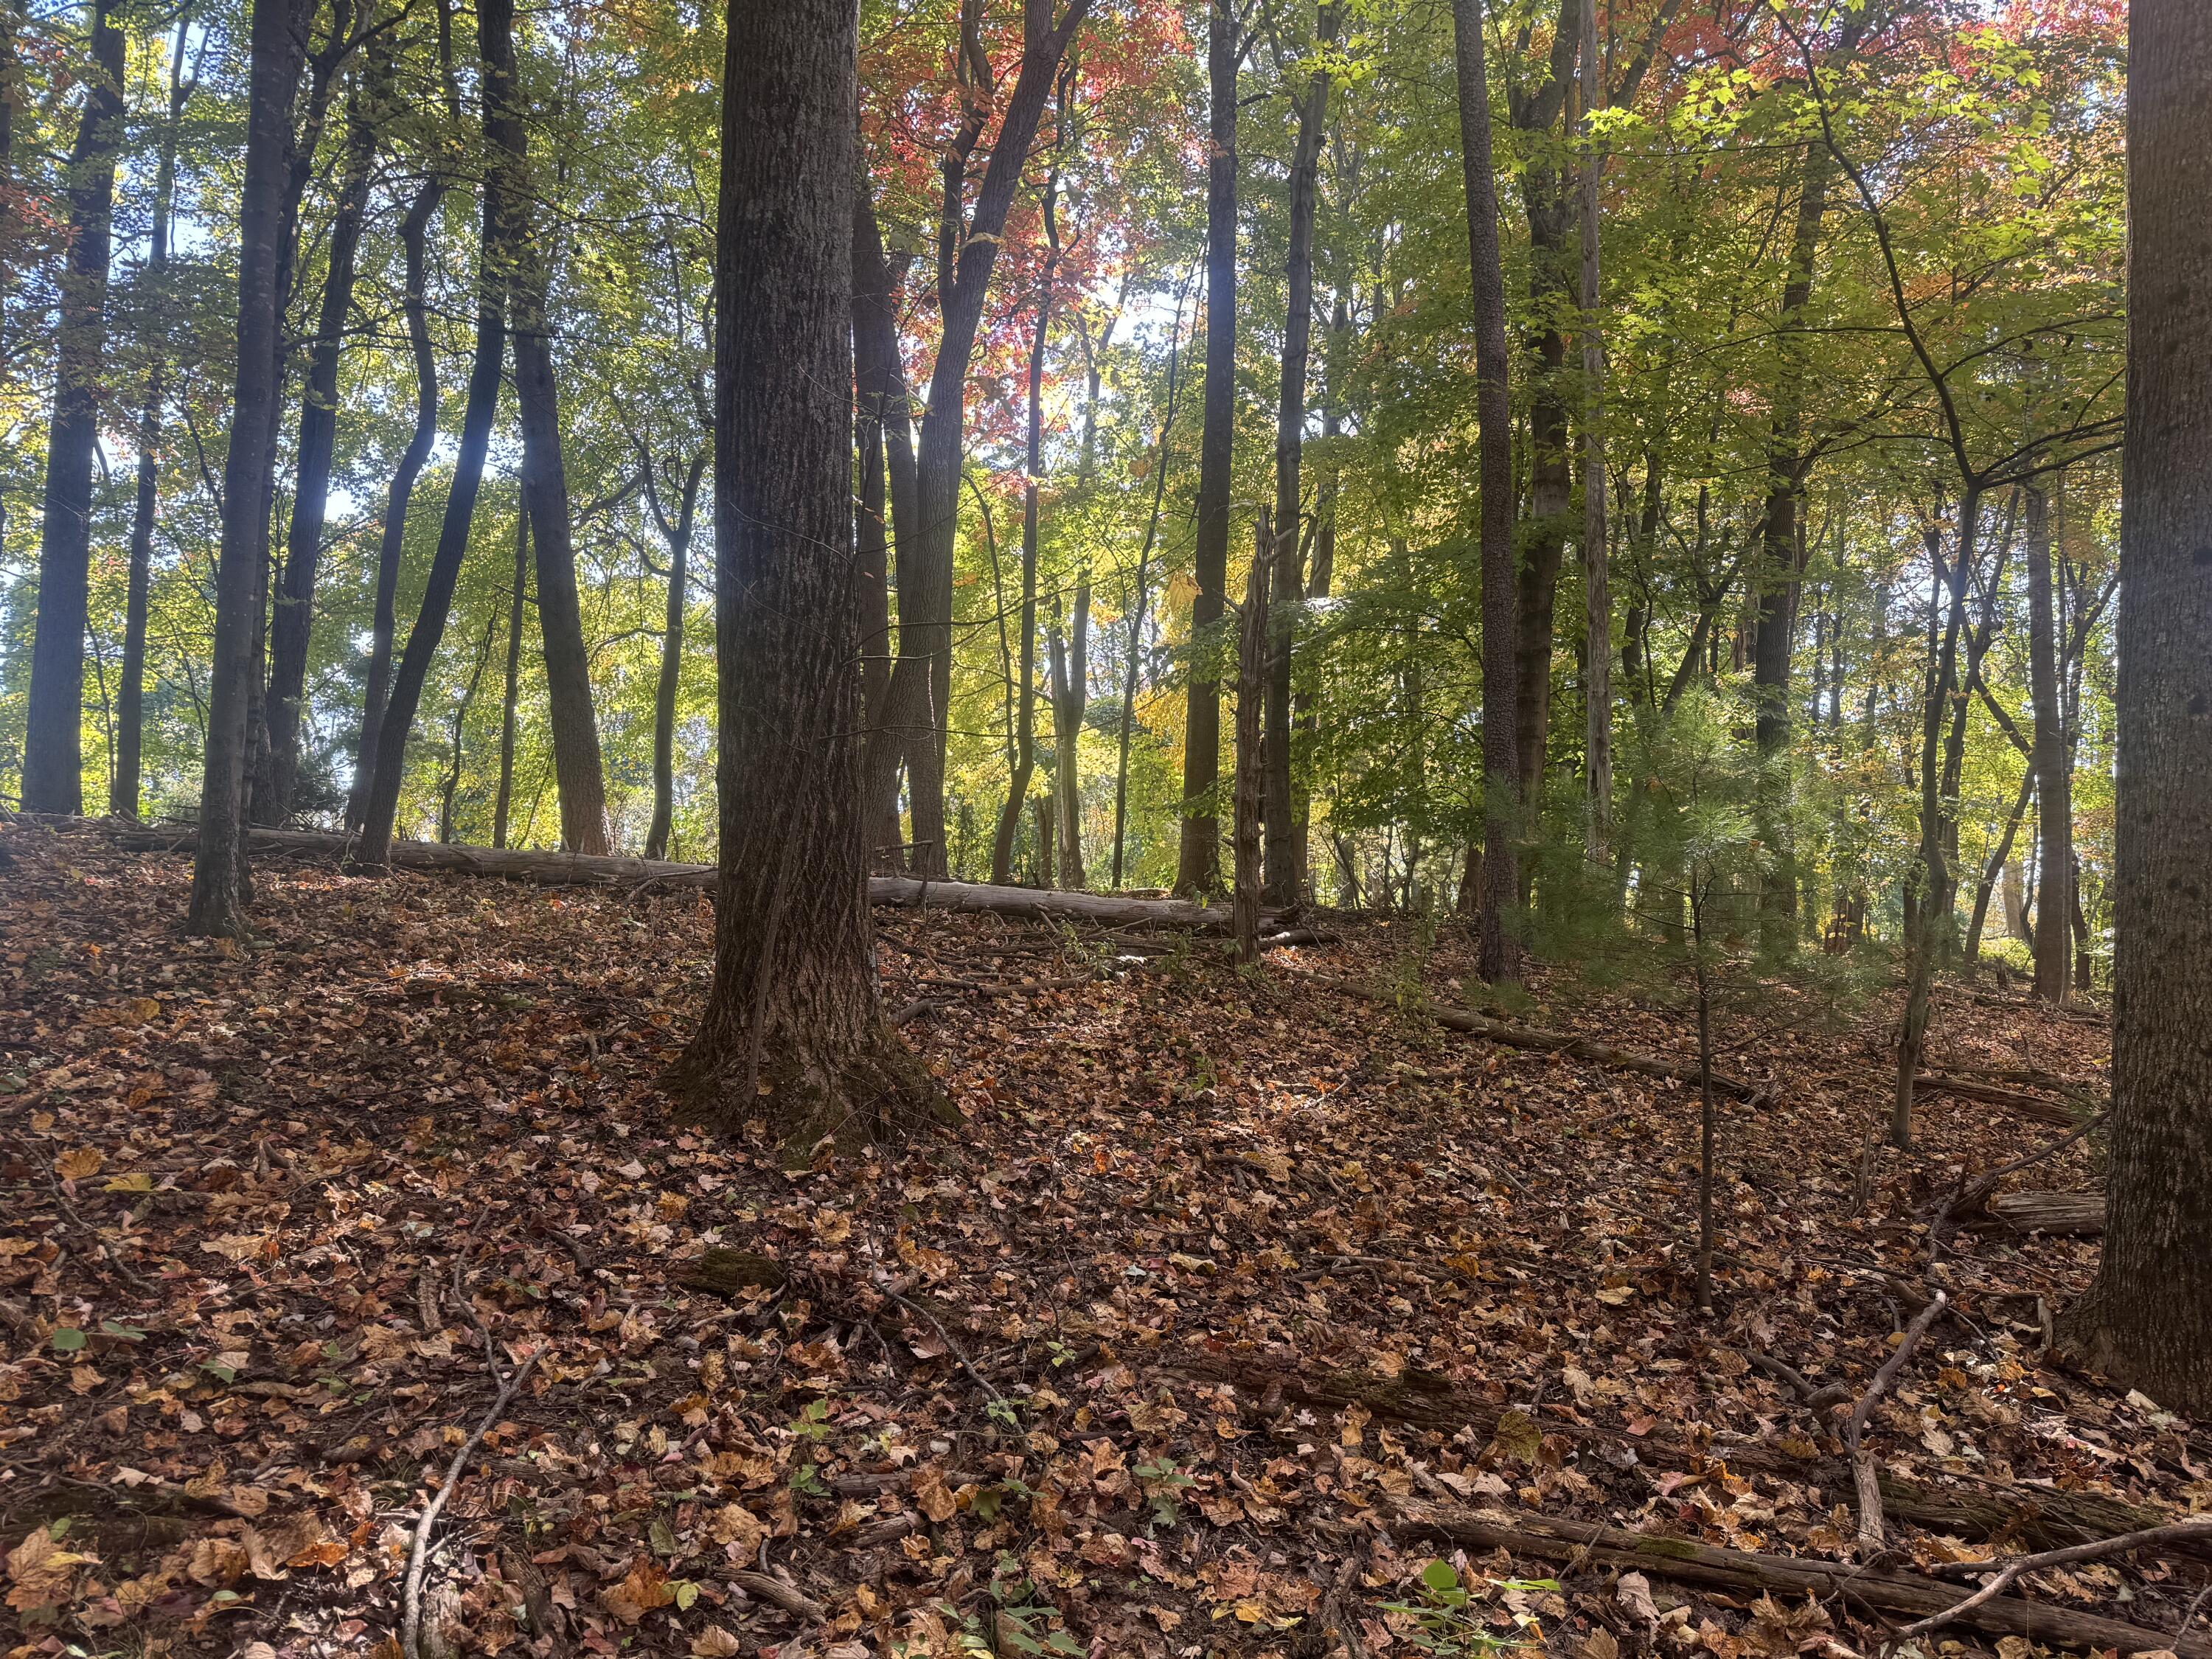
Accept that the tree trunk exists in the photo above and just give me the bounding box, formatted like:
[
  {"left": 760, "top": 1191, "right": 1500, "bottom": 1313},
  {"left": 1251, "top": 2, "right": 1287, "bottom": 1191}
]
[
  {"left": 492, "top": 501, "right": 528, "bottom": 848},
  {"left": 643, "top": 453, "right": 704, "bottom": 861},
  {"left": 187, "top": 0, "right": 306, "bottom": 932},
  {"left": 21, "top": 0, "right": 125, "bottom": 815},
  {"left": 348, "top": 168, "right": 448, "bottom": 832},
  {"left": 1964, "top": 771, "right": 2034, "bottom": 965},
  {"left": 1751, "top": 133, "right": 1840, "bottom": 950},
  {"left": 1576, "top": 0, "right": 1611, "bottom": 868},
  {"left": 1050, "top": 571, "right": 1088, "bottom": 888},
  {"left": 852, "top": 193, "right": 919, "bottom": 871},
  {"left": 439, "top": 616, "right": 498, "bottom": 844},
  {"left": 1453, "top": 0, "right": 1521, "bottom": 984},
  {"left": 669, "top": 0, "right": 933, "bottom": 1158},
  {"left": 882, "top": 0, "right": 1089, "bottom": 881},
  {"left": 2025, "top": 484, "right": 2072, "bottom": 1001},
  {"left": 1178, "top": 0, "right": 1237, "bottom": 898},
  {"left": 990, "top": 228, "right": 1056, "bottom": 886},
  {"left": 1263, "top": 13, "right": 1331, "bottom": 908},
  {"left": 485, "top": 0, "right": 610, "bottom": 855},
  {"left": 2059, "top": 0, "right": 2212, "bottom": 1413},
  {"left": 353, "top": 0, "right": 514, "bottom": 870},
  {"left": 115, "top": 15, "right": 195, "bottom": 820},
  {"left": 259, "top": 66, "right": 381, "bottom": 825},
  {"left": 1234, "top": 529, "right": 1270, "bottom": 963}
]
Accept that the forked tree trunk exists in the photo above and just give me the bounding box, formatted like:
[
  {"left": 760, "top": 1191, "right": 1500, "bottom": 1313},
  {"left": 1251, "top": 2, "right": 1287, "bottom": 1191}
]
[
  {"left": 1262, "top": 11, "right": 1331, "bottom": 908},
  {"left": 2025, "top": 484, "right": 2072, "bottom": 1001},
  {"left": 348, "top": 167, "right": 447, "bottom": 831},
  {"left": 260, "top": 66, "right": 381, "bottom": 825},
  {"left": 484, "top": 0, "right": 610, "bottom": 854},
  {"left": 1178, "top": 0, "right": 1237, "bottom": 898},
  {"left": 21, "top": 0, "right": 125, "bottom": 815},
  {"left": 353, "top": 0, "right": 515, "bottom": 869},
  {"left": 2059, "top": 0, "right": 2212, "bottom": 1413},
  {"left": 671, "top": 0, "right": 933, "bottom": 1156},
  {"left": 1452, "top": 0, "right": 1520, "bottom": 984},
  {"left": 188, "top": 0, "right": 306, "bottom": 935}
]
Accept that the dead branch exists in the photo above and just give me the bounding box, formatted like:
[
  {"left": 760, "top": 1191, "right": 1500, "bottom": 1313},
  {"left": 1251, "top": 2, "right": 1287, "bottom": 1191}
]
[
  {"left": 401, "top": 1353, "right": 540, "bottom": 1659},
  {"left": 1846, "top": 1291, "right": 1947, "bottom": 1552},
  {"left": 729, "top": 1568, "right": 827, "bottom": 1621},
  {"left": 1899, "top": 1518, "right": 2212, "bottom": 1643}
]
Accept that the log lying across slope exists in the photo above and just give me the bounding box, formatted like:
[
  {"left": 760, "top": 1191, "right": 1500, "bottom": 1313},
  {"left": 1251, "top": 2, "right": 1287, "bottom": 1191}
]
[
  {"left": 1392, "top": 1498, "right": 2212, "bottom": 1659},
  {"left": 106, "top": 824, "right": 1259, "bottom": 929}
]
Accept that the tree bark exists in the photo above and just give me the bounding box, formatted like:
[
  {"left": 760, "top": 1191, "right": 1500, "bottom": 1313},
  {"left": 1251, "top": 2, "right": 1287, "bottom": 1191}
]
[
  {"left": 116, "top": 14, "right": 196, "bottom": 820},
  {"left": 670, "top": 0, "right": 933, "bottom": 1156},
  {"left": 1178, "top": 0, "right": 1237, "bottom": 898},
  {"left": 1234, "top": 529, "right": 1269, "bottom": 962},
  {"left": 259, "top": 65, "right": 382, "bottom": 825},
  {"left": 852, "top": 195, "right": 914, "bottom": 868},
  {"left": 484, "top": 0, "right": 610, "bottom": 854},
  {"left": 492, "top": 500, "right": 528, "bottom": 848},
  {"left": 2025, "top": 484, "right": 2071, "bottom": 1001},
  {"left": 1049, "top": 571, "right": 1088, "bottom": 888},
  {"left": 1262, "top": 13, "right": 1332, "bottom": 908},
  {"left": 1452, "top": 0, "right": 1521, "bottom": 984},
  {"left": 21, "top": 0, "right": 125, "bottom": 815},
  {"left": 2060, "top": 7, "right": 2212, "bottom": 1408},
  {"left": 353, "top": 0, "right": 515, "bottom": 870},
  {"left": 348, "top": 169, "right": 448, "bottom": 832},
  {"left": 1576, "top": 0, "right": 1611, "bottom": 868}
]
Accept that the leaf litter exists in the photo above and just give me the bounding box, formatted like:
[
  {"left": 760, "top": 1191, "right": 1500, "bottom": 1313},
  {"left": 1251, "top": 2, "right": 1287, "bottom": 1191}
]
[{"left": 1, "top": 820, "right": 2188, "bottom": 1659}]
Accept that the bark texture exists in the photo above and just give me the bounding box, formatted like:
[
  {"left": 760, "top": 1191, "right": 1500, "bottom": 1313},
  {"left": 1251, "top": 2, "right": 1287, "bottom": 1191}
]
[
  {"left": 21, "top": 0, "right": 125, "bottom": 815},
  {"left": 671, "top": 0, "right": 932, "bottom": 1156},
  {"left": 2058, "top": 0, "right": 2212, "bottom": 1414}
]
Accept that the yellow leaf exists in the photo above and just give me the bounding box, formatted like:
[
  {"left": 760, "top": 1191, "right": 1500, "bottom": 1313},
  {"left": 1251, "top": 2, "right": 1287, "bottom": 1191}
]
[
  {"left": 55, "top": 1147, "right": 104, "bottom": 1181},
  {"left": 104, "top": 1172, "right": 154, "bottom": 1193}
]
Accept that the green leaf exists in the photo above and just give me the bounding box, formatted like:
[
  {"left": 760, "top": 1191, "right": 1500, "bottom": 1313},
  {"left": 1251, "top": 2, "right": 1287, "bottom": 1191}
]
[
  {"left": 49, "top": 1326, "right": 86, "bottom": 1352},
  {"left": 1422, "top": 1559, "right": 1461, "bottom": 1594}
]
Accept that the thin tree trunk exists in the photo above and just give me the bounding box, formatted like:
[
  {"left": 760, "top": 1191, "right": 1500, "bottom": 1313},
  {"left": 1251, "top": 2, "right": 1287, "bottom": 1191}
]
[
  {"left": 989, "top": 271, "right": 1048, "bottom": 884},
  {"left": 1178, "top": 0, "right": 1237, "bottom": 897},
  {"left": 1234, "top": 525, "right": 1270, "bottom": 962},
  {"left": 492, "top": 501, "right": 527, "bottom": 848},
  {"left": 2025, "top": 484, "right": 2071, "bottom": 1001},
  {"left": 2059, "top": 0, "right": 2212, "bottom": 1411},
  {"left": 21, "top": 0, "right": 125, "bottom": 814},
  {"left": 1453, "top": 0, "right": 1521, "bottom": 984},
  {"left": 1111, "top": 276, "right": 1192, "bottom": 888},
  {"left": 257, "top": 66, "right": 380, "bottom": 824},
  {"left": 1293, "top": 291, "right": 1346, "bottom": 891},
  {"left": 439, "top": 615, "right": 497, "bottom": 843},
  {"left": 485, "top": 0, "right": 610, "bottom": 854},
  {"left": 670, "top": 0, "right": 931, "bottom": 1154},
  {"left": 348, "top": 168, "right": 448, "bottom": 831},
  {"left": 1576, "top": 0, "right": 1611, "bottom": 867},
  {"left": 116, "top": 14, "right": 196, "bottom": 820},
  {"left": 354, "top": 0, "right": 515, "bottom": 870},
  {"left": 644, "top": 453, "right": 704, "bottom": 861},
  {"left": 187, "top": 0, "right": 306, "bottom": 934},
  {"left": 1964, "top": 771, "right": 2035, "bottom": 966},
  {"left": 1262, "top": 10, "right": 1332, "bottom": 907},
  {"left": 1050, "top": 572, "right": 1088, "bottom": 888},
  {"left": 853, "top": 194, "right": 919, "bottom": 869}
]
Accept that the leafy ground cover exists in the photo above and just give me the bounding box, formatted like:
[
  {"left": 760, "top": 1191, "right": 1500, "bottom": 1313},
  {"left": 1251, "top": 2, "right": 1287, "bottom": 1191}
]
[{"left": 3, "top": 819, "right": 2177, "bottom": 1659}]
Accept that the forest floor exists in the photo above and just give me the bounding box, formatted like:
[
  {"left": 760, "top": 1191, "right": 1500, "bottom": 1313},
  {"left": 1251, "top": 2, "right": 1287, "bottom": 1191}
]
[{"left": 0, "top": 817, "right": 2179, "bottom": 1659}]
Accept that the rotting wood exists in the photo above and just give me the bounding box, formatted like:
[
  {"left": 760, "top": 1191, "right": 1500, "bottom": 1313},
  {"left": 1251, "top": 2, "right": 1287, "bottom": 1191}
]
[
  {"left": 1987, "top": 1190, "right": 2106, "bottom": 1234},
  {"left": 1301, "top": 973, "right": 1770, "bottom": 1101},
  {"left": 1390, "top": 1498, "right": 2212, "bottom": 1659},
  {"left": 108, "top": 823, "right": 1273, "bottom": 930}
]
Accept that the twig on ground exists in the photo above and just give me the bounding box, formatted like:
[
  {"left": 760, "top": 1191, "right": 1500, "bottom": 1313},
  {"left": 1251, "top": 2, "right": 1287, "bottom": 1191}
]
[
  {"left": 882, "top": 1289, "right": 1004, "bottom": 1408},
  {"left": 1846, "top": 1290, "right": 1947, "bottom": 1553},
  {"left": 1899, "top": 1518, "right": 2212, "bottom": 1642},
  {"left": 401, "top": 1352, "right": 540, "bottom": 1659},
  {"left": 729, "top": 1568, "right": 827, "bottom": 1621},
  {"left": 48, "top": 1175, "right": 159, "bottom": 1296}
]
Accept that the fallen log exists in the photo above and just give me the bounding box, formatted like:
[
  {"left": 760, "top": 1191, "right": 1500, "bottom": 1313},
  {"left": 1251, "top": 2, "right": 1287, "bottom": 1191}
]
[
  {"left": 1914, "top": 1073, "right": 2088, "bottom": 1125},
  {"left": 1987, "top": 1190, "right": 2106, "bottom": 1236},
  {"left": 1390, "top": 1498, "right": 2212, "bottom": 1659},
  {"left": 1301, "top": 974, "right": 1768, "bottom": 1101},
  {"left": 108, "top": 825, "right": 1256, "bottom": 930}
]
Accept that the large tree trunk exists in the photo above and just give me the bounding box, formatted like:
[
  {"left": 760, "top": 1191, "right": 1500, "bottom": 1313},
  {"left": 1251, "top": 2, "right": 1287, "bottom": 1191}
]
[
  {"left": 1262, "top": 14, "right": 1331, "bottom": 908},
  {"left": 259, "top": 69, "right": 381, "bottom": 825},
  {"left": 2059, "top": 0, "right": 2212, "bottom": 1413},
  {"left": 643, "top": 453, "right": 704, "bottom": 861},
  {"left": 1177, "top": 0, "right": 1237, "bottom": 898},
  {"left": 670, "top": 0, "right": 933, "bottom": 1157},
  {"left": 877, "top": 0, "right": 1089, "bottom": 881},
  {"left": 116, "top": 15, "right": 195, "bottom": 820},
  {"left": 353, "top": 0, "right": 515, "bottom": 870},
  {"left": 2025, "top": 484, "right": 2072, "bottom": 1001},
  {"left": 1453, "top": 0, "right": 1521, "bottom": 984},
  {"left": 21, "top": 0, "right": 125, "bottom": 815},
  {"left": 486, "top": 0, "right": 610, "bottom": 854},
  {"left": 347, "top": 169, "right": 447, "bottom": 832},
  {"left": 492, "top": 501, "right": 527, "bottom": 847},
  {"left": 187, "top": 0, "right": 307, "bottom": 935}
]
